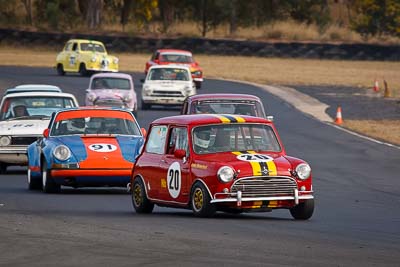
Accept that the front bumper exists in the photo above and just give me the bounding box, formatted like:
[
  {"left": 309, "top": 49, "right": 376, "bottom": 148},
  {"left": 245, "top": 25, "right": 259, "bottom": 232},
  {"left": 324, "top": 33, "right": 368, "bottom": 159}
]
[
  {"left": 0, "top": 146, "right": 28, "bottom": 164},
  {"left": 142, "top": 96, "right": 187, "bottom": 105}
]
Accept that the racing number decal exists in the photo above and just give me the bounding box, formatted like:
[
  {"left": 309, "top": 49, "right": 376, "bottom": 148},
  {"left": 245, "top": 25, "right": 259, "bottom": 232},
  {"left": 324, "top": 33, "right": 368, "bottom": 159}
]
[
  {"left": 236, "top": 154, "right": 272, "bottom": 162},
  {"left": 88, "top": 143, "right": 117, "bottom": 152},
  {"left": 167, "top": 162, "right": 181, "bottom": 198}
]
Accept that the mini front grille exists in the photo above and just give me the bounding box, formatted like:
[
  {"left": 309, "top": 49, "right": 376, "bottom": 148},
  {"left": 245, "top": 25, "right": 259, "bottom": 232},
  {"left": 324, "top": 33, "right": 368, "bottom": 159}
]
[
  {"left": 152, "top": 91, "right": 183, "bottom": 97},
  {"left": 11, "top": 136, "right": 38, "bottom": 145},
  {"left": 94, "top": 99, "right": 124, "bottom": 106},
  {"left": 231, "top": 176, "right": 297, "bottom": 198}
]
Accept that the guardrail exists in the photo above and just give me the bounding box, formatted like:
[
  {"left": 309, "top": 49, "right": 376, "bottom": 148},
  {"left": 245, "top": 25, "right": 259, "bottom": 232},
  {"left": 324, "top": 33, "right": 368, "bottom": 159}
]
[{"left": 0, "top": 28, "right": 399, "bottom": 61}]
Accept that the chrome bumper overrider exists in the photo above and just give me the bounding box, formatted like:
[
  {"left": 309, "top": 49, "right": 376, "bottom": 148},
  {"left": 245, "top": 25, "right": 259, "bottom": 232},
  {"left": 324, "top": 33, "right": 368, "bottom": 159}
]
[{"left": 211, "top": 189, "right": 314, "bottom": 206}]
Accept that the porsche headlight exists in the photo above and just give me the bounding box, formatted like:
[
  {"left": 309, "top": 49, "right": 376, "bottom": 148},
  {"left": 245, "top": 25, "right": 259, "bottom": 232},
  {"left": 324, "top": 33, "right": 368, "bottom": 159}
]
[
  {"left": 91, "top": 56, "right": 97, "bottom": 62},
  {"left": 0, "top": 136, "right": 11, "bottom": 146},
  {"left": 295, "top": 163, "right": 311, "bottom": 180},
  {"left": 217, "top": 166, "right": 234, "bottom": 183},
  {"left": 53, "top": 145, "right": 71, "bottom": 161}
]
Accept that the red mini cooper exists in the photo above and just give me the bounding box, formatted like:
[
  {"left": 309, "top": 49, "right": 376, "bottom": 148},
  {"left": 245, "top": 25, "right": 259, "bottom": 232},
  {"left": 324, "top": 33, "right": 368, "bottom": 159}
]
[{"left": 131, "top": 114, "right": 314, "bottom": 219}]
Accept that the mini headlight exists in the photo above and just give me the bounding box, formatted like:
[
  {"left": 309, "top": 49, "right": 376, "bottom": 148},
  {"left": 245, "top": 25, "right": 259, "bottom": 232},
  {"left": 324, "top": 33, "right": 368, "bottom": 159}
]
[
  {"left": 53, "top": 145, "right": 71, "bottom": 161},
  {"left": 143, "top": 85, "right": 152, "bottom": 96},
  {"left": 88, "top": 94, "right": 96, "bottom": 102},
  {"left": 295, "top": 163, "right": 311, "bottom": 180},
  {"left": 91, "top": 56, "right": 97, "bottom": 62},
  {"left": 217, "top": 166, "right": 234, "bottom": 183},
  {"left": 0, "top": 136, "right": 11, "bottom": 146},
  {"left": 113, "top": 58, "right": 119, "bottom": 64}
]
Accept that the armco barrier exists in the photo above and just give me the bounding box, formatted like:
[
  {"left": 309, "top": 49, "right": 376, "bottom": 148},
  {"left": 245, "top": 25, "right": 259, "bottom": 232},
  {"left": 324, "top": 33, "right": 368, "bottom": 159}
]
[{"left": 0, "top": 28, "right": 399, "bottom": 61}]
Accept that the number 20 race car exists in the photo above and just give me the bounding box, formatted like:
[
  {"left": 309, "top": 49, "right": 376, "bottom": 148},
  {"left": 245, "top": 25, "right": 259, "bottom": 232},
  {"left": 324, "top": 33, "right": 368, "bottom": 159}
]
[
  {"left": 131, "top": 114, "right": 314, "bottom": 219},
  {"left": 27, "top": 107, "right": 145, "bottom": 193}
]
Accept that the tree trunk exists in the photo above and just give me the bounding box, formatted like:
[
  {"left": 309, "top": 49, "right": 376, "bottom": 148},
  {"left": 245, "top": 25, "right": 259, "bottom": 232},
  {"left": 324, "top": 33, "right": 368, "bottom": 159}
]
[
  {"left": 22, "top": 0, "right": 33, "bottom": 25},
  {"left": 121, "top": 0, "right": 133, "bottom": 32},
  {"left": 201, "top": 0, "right": 208, "bottom": 37},
  {"left": 229, "top": 0, "right": 238, "bottom": 36},
  {"left": 86, "top": 0, "right": 103, "bottom": 29}
]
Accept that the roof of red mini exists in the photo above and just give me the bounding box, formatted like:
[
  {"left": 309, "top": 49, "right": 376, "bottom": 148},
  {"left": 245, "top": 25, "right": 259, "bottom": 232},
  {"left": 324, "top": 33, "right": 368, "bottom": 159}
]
[
  {"left": 157, "top": 49, "right": 192, "bottom": 54},
  {"left": 185, "top": 93, "right": 262, "bottom": 102},
  {"left": 152, "top": 114, "right": 271, "bottom": 126}
]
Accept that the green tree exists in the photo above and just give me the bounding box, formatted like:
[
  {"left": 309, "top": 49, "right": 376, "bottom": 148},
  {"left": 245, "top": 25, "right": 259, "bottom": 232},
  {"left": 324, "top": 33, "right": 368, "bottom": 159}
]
[{"left": 352, "top": 0, "right": 400, "bottom": 37}]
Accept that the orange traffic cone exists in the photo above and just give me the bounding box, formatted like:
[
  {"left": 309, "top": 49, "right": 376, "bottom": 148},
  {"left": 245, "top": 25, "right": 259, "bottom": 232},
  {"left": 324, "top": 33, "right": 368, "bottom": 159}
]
[
  {"left": 373, "top": 79, "right": 380, "bottom": 92},
  {"left": 335, "top": 106, "right": 343, "bottom": 125}
]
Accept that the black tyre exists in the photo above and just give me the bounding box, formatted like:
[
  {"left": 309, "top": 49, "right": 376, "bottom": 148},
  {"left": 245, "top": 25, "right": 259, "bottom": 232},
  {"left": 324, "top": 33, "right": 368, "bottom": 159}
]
[
  {"left": 195, "top": 81, "right": 202, "bottom": 89},
  {"left": 79, "top": 63, "right": 88, "bottom": 76},
  {"left": 56, "top": 64, "right": 65, "bottom": 76},
  {"left": 191, "top": 182, "right": 216, "bottom": 217},
  {"left": 141, "top": 100, "right": 150, "bottom": 110},
  {"left": 0, "top": 163, "right": 7, "bottom": 174},
  {"left": 27, "top": 168, "right": 41, "bottom": 190},
  {"left": 290, "top": 199, "right": 314, "bottom": 220},
  {"left": 42, "top": 160, "right": 60, "bottom": 193},
  {"left": 131, "top": 177, "right": 154, "bottom": 213}
]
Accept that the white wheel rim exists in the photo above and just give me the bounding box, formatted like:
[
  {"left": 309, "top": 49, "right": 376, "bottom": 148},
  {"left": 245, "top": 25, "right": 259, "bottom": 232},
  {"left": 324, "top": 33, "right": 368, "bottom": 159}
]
[
  {"left": 42, "top": 169, "right": 47, "bottom": 188},
  {"left": 27, "top": 169, "right": 31, "bottom": 184}
]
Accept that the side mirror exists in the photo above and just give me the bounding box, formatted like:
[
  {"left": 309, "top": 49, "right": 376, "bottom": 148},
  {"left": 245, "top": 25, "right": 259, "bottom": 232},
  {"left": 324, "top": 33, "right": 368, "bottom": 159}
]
[
  {"left": 154, "top": 59, "right": 159, "bottom": 64},
  {"left": 174, "top": 149, "right": 186, "bottom": 159},
  {"left": 266, "top": 115, "right": 274, "bottom": 122},
  {"left": 85, "top": 89, "right": 90, "bottom": 93},
  {"left": 141, "top": 128, "right": 147, "bottom": 138},
  {"left": 43, "top": 129, "right": 49, "bottom": 138},
  {"left": 140, "top": 78, "right": 145, "bottom": 83}
]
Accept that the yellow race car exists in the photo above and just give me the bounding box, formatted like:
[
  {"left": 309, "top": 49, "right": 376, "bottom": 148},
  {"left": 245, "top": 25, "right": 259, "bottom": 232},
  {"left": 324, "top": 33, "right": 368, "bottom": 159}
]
[{"left": 56, "top": 39, "right": 119, "bottom": 76}]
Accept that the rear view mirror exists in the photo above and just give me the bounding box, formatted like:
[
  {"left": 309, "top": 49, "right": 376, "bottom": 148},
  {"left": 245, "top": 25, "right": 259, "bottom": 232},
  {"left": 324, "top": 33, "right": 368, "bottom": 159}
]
[
  {"left": 141, "top": 128, "right": 147, "bottom": 138},
  {"left": 174, "top": 149, "right": 186, "bottom": 159},
  {"left": 43, "top": 129, "right": 49, "bottom": 138}
]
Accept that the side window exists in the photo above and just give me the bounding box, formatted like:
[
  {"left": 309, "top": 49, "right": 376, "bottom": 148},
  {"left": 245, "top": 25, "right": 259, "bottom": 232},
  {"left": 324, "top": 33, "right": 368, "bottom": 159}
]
[
  {"left": 65, "top": 42, "right": 73, "bottom": 51},
  {"left": 145, "top": 125, "right": 167, "bottom": 154},
  {"left": 72, "top": 43, "right": 78, "bottom": 51},
  {"left": 154, "top": 52, "right": 160, "bottom": 60},
  {"left": 167, "top": 127, "right": 189, "bottom": 156}
]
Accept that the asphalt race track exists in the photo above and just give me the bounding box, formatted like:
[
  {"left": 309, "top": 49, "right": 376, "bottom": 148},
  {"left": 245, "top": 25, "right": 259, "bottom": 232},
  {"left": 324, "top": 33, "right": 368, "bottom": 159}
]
[{"left": 1, "top": 66, "right": 399, "bottom": 266}]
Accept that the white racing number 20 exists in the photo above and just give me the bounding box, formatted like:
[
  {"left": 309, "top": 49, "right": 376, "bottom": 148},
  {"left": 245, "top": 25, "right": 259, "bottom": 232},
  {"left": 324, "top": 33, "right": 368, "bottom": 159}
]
[
  {"left": 88, "top": 143, "right": 117, "bottom": 152},
  {"left": 167, "top": 162, "right": 181, "bottom": 198}
]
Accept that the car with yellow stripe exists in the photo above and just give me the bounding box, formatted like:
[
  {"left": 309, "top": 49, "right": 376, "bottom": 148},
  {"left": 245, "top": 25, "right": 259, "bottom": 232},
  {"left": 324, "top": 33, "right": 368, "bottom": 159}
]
[{"left": 131, "top": 114, "right": 314, "bottom": 219}]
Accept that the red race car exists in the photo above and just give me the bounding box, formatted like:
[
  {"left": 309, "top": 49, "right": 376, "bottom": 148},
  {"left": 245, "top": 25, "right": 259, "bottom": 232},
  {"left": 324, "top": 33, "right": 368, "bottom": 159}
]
[
  {"left": 145, "top": 49, "right": 203, "bottom": 89},
  {"left": 131, "top": 114, "right": 314, "bottom": 219}
]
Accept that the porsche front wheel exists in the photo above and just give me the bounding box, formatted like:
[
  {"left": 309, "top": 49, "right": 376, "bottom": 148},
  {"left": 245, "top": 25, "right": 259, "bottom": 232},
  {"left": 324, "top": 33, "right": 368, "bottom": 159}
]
[
  {"left": 132, "top": 177, "right": 154, "bottom": 213},
  {"left": 28, "top": 168, "right": 41, "bottom": 190},
  {"left": 191, "top": 182, "right": 216, "bottom": 217},
  {"left": 42, "top": 161, "right": 60, "bottom": 193},
  {"left": 290, "top": 199, "right": 314, "bottom": 220}
]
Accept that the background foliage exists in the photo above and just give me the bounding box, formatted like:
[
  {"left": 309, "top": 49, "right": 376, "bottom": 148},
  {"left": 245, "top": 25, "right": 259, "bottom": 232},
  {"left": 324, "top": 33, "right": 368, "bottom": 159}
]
[{"left": 0, "top": 0, "right": 399, "bottom": 40}]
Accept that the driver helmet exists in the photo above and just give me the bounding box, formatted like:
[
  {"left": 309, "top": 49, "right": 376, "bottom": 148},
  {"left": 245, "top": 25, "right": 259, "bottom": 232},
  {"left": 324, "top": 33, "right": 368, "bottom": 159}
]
[
  {"left": 193, "top": 127, "right": 211, "bottom": 149},
  {"left": 67, "top": 118, "right": 85, "bottom": 132}
]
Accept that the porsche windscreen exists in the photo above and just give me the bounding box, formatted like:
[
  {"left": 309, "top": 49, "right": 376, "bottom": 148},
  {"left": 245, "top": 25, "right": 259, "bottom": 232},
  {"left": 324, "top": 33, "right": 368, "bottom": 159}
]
[
  {"left": 192, "top": 124, "right": 281, "bottom": 154},
  {"left": 0, "top": 96, "right": 76, "bottom": 120},
  {"left": 50, "top": 116, "right": 141, "bottom": 136},
  {"left": 91, "top": 78, "right": 130, "bottom": 90}
]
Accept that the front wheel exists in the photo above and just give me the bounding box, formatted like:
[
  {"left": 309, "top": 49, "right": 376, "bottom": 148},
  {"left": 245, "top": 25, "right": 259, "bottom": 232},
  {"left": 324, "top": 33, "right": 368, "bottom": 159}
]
[
  {"left": 56, "top": 64, "right": 65, "bottom": 76},
  {"left": 42, "top": 160, "right": 60, "bottom": 193},
  {"left": 141, "top": 100, "right": 150, "bottom": 110},
  {"left": 28, "top": 168, "right": 41, "bottom": 190},
  {"left": 191, "top": 182, "right": 216, "bottom": 217},
  {"left": 290, "top": 199, "right": 314, "bottom": 220},
  {"left": 79, "top": 63, "right": 88, "bottom": 76},
  {"left": 131, "top": 177, "right": 154, "bottom": 213}
]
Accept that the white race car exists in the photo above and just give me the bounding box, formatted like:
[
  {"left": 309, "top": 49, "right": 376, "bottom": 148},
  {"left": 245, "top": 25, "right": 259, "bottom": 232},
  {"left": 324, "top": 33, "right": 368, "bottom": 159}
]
[
  {"left": 0, "top": 85, "right": 79, "bottom": 173},
  {"left": 141, "top": 65, "right": 196, "bottom": 110}
]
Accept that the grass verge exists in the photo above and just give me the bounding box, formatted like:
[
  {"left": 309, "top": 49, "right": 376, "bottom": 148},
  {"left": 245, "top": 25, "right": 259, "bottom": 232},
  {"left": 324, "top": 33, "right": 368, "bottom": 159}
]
[{"left": 0, "top": 46, "right": 399, "bottom": 146}]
